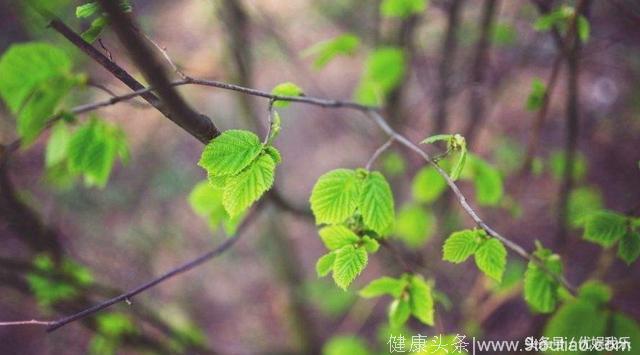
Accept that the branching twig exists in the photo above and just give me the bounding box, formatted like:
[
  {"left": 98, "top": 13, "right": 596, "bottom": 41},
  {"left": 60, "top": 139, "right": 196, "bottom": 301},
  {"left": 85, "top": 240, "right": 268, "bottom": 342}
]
[
  {"left": 365, "top": 137, "right": 395, "bottom": 170},
  {"left": 44, "top": 201, "right": 264, "bottom": 332}
]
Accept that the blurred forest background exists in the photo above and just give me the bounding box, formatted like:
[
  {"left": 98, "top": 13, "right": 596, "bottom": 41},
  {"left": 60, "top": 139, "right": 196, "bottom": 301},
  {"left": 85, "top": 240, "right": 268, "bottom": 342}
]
[{"left": 1, "top": 0, "right": 640, "bottom": 354}]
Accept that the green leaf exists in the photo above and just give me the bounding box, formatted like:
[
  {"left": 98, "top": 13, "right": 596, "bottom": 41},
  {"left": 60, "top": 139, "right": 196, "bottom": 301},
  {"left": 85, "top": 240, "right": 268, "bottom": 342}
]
[
  {"left": 323, "top": 336, "right": 370, "bottom": 355},
  {"left": 332, "top": 245, "right": 368, "bottom": 290},
  {"left": 76, "top": 2, "right": 100, "bottom": 18},
  {"left": 474, "top": 238, "right": 507, "bottom": 283},
  {"left": 388, "top": 297, "right": 411, "bottom": 328},
  {"left": 544, "top": 300, "right": 607, "bottom": 355},
  {"left": 582, "top": 210, "right": 628, "bottom": 248},
  {"left": 381, "top": 152, "right": 406, "bottom": 176},
  {"left": 577, "top": 16, "right": 590, "bottom": 43},
  {"left": 359, "top": 171, "right": 394, "bottom": 235},
  {"left": 264, "top": 146, "right": 281, "bottom": 164},
  {"left": 380, "top": 0, "right": 427, "bottom": 18},
  {"left": 67, "top": 118, "right": 127, "bottom": 188},
  {"left": 567, "top": 186, "right": 602, "bottom": 228},
  {"left": 302, "top": 33, "right": 360, "bottom": 69},
  {"left": 611, "top": 313, "right": 640, "bottom": 351},
  {"left": 0, "top": 43, "right": 76, "bottom": 145},
  {"left": 526, "top": 78, "right": 546, "bottom": 111},
  {"left": 310, "top": 169, "right": 361, "bottom": 225},
  {"left": 618, "top": 230, "right": 640, "bottom": 265},
  {"left": 361, "top": 236, "right": 380, "bottom": 253},
  {"left": 578, "top": 280, "right": 612, "bottom": 305},
  {"left": 394, "top": 204, "right": 435, "bottom": 248},
  {"left": 354, "top": 47, "right": 406, "bottom": 105},
  {"left": 549, "top": 150, "right": 587, "bottom": 182},
  {"left": 524, "top": 247, "right": 563, "bottom": 313},
  {"left": 81, "top": 16, "right": 108, "bottom": 43},
  {"left": 409, "top": 275, "right": 434, "bottom": 326},
  {"left": 442, "top": 230, "right": 481, "bottom": 263},
  {"left": 198, "top": 130, "right": 263, "bottom": 177},
  {"left": 359, "top": 277, "right": 407, "bottom": 299},
  {"left": 411, "top": 166, "right": 446, "bottom": 203},
  {"left": 188, "top": 181, "right": 223, "bottom": 216},
  {"left": 467, "top": 155, "right": 503, "bottom": 206},
  {"left": 271, "top": 82, "right": 303, "bottom": 108},
  {"left": 222, "top": 153, "right": 275, "bottom": 217},
  {"left": 421, "top": 134, "right": 452, "bottom": 145},
  {"left": 316, "top": 252, "right": 336, "bottom": 277},
  {"left": 0, "top": 42, "right": 72, "bottom": 114},
  {"left": 267, "top": 111, "right": 281, "bottom": 145},
  {"left": 319, "top": 225, "right": 360, "bottom": 250},
  {"left": 45, "top": 121, "right": 71, "bottom": 167},
  {"left": 188, "top": 181, "right": 241, "bottom": 234}
]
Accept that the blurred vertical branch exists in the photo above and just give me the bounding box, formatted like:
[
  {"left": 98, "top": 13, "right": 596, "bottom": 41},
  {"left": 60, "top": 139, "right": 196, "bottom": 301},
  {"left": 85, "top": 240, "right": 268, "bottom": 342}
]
[
  {"left": 217, "top": 0, "right": 260, "bottom": 131},
  {"left": 433, "top": 0, "right": 464, "bottom": 134},
  {"left": 217, "top": 2, "right": 322, "bottom": 352},
  {"left": 463, "top": 0, "right": 499, "bottom": 147},
  {"left": 555, "top": 0, "right": 590, "bottom": 248},
  {"left": 264, "top": 209, "right": 322, "bottom": 355}
]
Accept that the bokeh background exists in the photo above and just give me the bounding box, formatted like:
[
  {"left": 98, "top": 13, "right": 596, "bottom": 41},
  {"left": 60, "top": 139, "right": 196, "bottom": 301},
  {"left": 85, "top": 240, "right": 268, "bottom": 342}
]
[{"left": 1, "top": 0, "right": 640, "bottom": 354}]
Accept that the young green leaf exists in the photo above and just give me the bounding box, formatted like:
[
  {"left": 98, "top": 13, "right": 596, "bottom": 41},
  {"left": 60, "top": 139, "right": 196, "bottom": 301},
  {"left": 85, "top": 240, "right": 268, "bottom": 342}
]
[
  {"left": 583, "top": 210, "right": 628, "bottom": 247},
  {"left": 474, "top": 238, "right": 507, "bottom": 283},
  {"left": 411, "top": 166, "right": 446, "bottom": 204},
  {"left": 76, "top": 2, "right": 100, "bottom": 18},
  {"left": 359, "top": 277, "right": 407, "bottom": 299},
  {"left": 525, "top": 78, "right": 546, "bottom": 112},
  {"left": 319, "top": 225, "right": 360, "bottom": 250},
  {"left": 316, "top": 252, "right": 336, "bottom": 277},
  {"left": 388, "top": 297, "right": 411, "bottom": 328},
  {"left": 394, "top": 204, "right": 435, "bottom": 248},
  {"left": 354, "top": 47, "right": 406, "bottom": 105},
  {"left": 359, "top": 171, "right": 395, "bottom": 235},
  {"left": 301, "top": 33, "right": 360, "bottom": 69},
  {"left": 81, "top": 16, "right": 109, "bottom": 43},
  {"left": 67, "top": 118, "right": 128, "bottom": 188},
  {"left": 0, "top": 42, "right": 72, "bottom": 114},
  {"left": 469, "top": 155, "right": 503, "bottom": 206},
  {"left": 264, "top": 146, "right": 281, "bottom": 164},
  {"left": 617, "top": 230, "right": 640, "bottom": 265},
  {"left": 577, "top": 16, "right": 590, "bottom": 43},
  {"left": 322, "top": 336, "right": 370, "bottom": 355},
  {"left": 223, "top": 154, "right": 276, "bottom": 217},
  {"left": 0, "top": 42, "right": 76, "bottom": 145},
  {"left": 524, "top": 246, "right": 563, "bottom": 313},
  {"left": 332, "top": 245, "right": 368, "bottom": 290},
  {"left": 420, "top": 134, "right": 452, "bottom": 145},
  {"left": 544, "top": 299, "right": 607, "bottom": 347},
  {"left": 567, "top": 187, "right": 602, "bottom": 228},
  {"left": 408, "top": 275, "right": 434, "bottom": 326},
  {"left": 442, "top": 230, "right": 481, "bottom": 263},
  {"left": 380, "top": 0, "right": 427, "bottom": 18},
  {"left": 310, "top": 169, "right": 361, "bottom": 225},
  {"left": 45, "top": 121, "right": 71, "bottom": 167},
  {"left": 271, "top": 82, "right": 303, "bottom": 108},
  {"left": 361, "top": 236, "right": 380, "bottom": 253},
  {"left": 198, "top": 130, "right": 263, "bottom": 177}
]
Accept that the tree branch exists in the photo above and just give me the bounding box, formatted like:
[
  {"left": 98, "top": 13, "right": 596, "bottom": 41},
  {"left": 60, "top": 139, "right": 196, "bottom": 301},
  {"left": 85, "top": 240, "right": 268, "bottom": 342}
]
[{"left": 45, "top": 201, "right": 264, "bottom": 332}]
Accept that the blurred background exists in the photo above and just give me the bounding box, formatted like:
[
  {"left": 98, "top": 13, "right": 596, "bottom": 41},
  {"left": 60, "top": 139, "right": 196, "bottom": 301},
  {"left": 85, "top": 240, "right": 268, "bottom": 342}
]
[{"left": 1, "top": 0, "right": 639, "bottom": 354}]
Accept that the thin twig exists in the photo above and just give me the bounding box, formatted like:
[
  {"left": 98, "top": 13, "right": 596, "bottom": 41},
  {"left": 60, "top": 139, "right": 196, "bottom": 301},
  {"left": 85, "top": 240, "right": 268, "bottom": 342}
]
[
  {"left": 0, "top": 319, "right": 55, "bottom": 326},
  {"left": 45, "top": 201, "right": 264, "bottom": 332},
  {"left": 365, "top": 137, "right": 395, "bottom": 170},
  {"left": 366, "top": 110, "right": 577, "bottom": 293}
]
